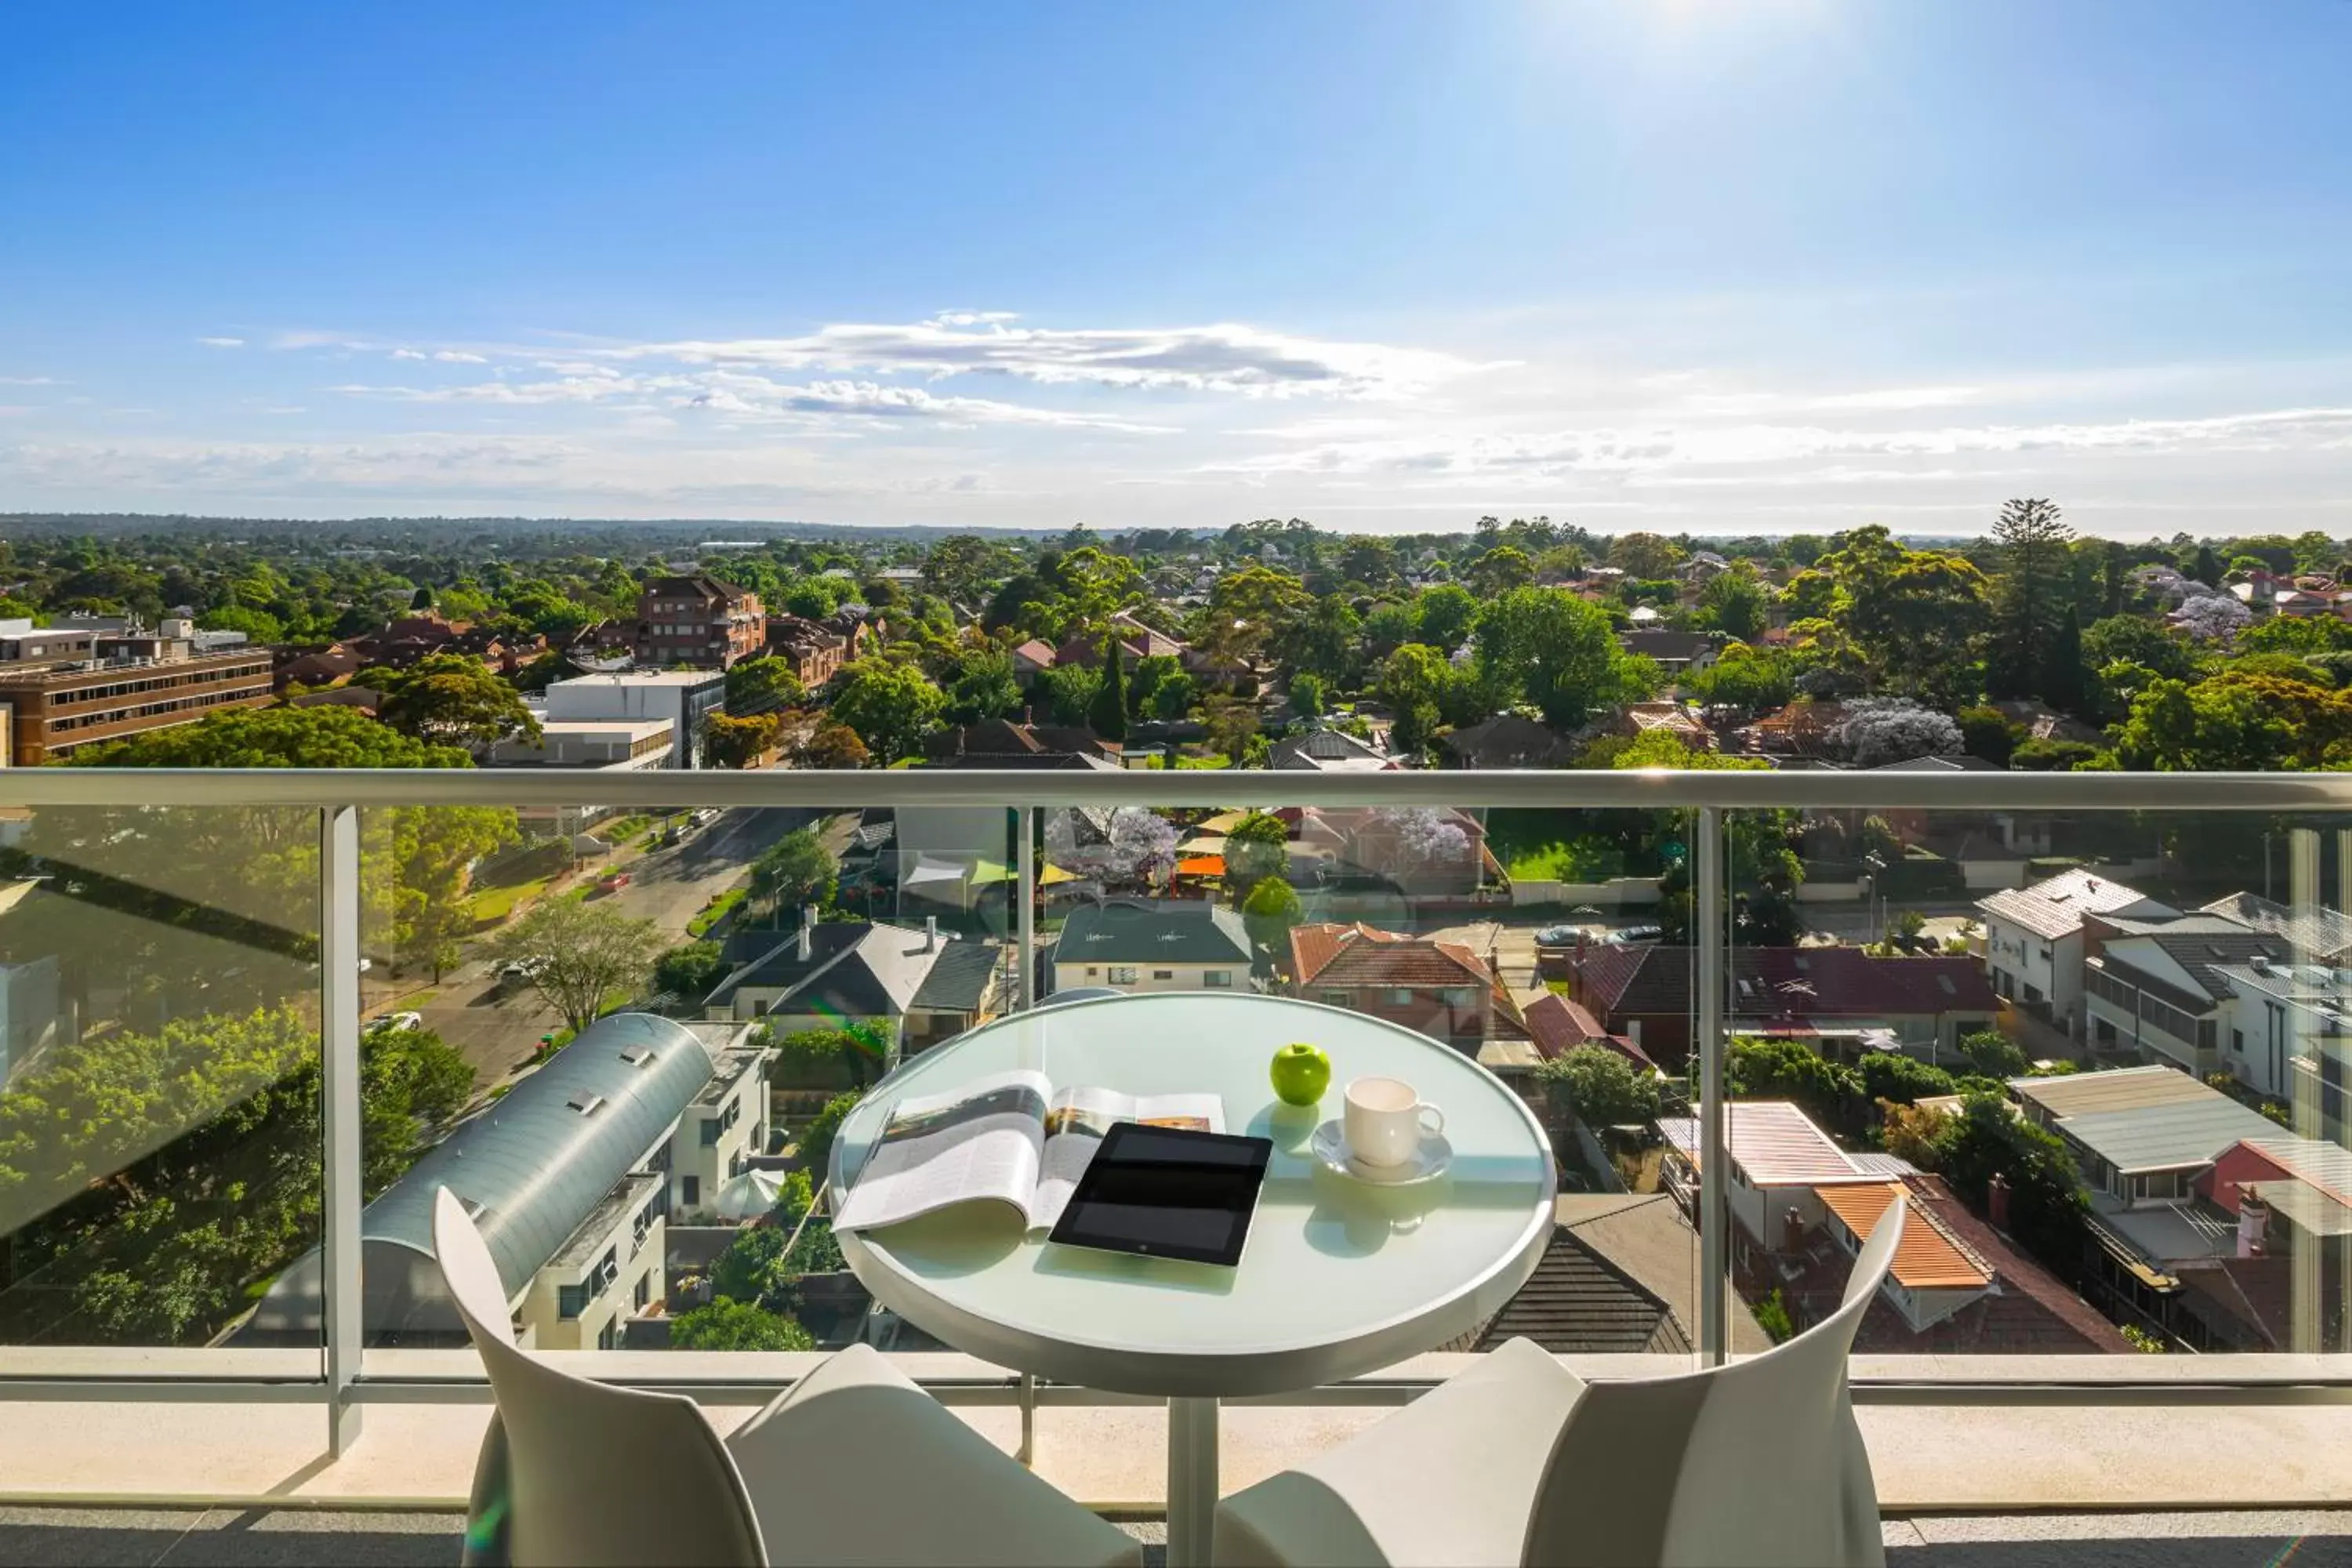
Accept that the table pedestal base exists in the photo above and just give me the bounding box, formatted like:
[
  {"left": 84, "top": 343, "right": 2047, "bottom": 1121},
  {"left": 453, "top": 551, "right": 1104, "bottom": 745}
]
[{"left": 1167, "top": 1396, "right": 1219, "bottom": 1568}]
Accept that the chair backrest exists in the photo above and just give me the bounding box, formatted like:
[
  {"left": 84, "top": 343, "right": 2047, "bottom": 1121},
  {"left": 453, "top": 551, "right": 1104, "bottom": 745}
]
[
  {"left": 1520, "top": 1195, "right": 1904, "bottom": 1568},
  {"left": 433, "top": 1188, "right": 768, "bottom": 1568}
]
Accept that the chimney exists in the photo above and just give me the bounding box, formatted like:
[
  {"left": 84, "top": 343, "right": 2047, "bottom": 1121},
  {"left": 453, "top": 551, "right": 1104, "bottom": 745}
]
[
  {"left": 924, "top": 915, "right": 938, "bottom": 953},
  {"left": 2238, "top": 1189, "right": 2270, "bottom": 1259},
  {"left": 1987, "top": 1172, "right": 2012, "bottom": 1230},
  {"left": 798, "top": 904, "right": 818, "bottom": 961}
]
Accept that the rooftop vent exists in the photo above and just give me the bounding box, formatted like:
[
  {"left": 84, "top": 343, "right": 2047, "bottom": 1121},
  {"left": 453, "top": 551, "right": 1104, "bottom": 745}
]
[
  {"left": 619, "top": 1046, "right": 656, "bottom": 1067},
  {"left": 568, "top": 1094, "right": 606, "bottom": 1116}
]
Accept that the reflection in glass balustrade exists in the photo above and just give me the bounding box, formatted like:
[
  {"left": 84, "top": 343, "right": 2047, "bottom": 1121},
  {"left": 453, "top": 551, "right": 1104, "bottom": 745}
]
[
  {"left": 0, "top": 804, "right": 323, "bottom": 1366},
  {"left": 1705, "top": 802, "right": 2352, "bottom": 1358}
]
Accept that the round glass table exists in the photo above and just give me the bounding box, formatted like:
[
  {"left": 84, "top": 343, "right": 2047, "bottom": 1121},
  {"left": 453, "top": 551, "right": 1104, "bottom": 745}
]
[{"left": 827, "top": 992, "right": 1557, "bottom": 1567}]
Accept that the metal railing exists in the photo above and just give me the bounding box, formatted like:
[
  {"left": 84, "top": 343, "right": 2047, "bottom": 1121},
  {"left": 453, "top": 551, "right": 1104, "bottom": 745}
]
[{"left": 7, "top": 764, "right": 2352, "bottom": 1457}]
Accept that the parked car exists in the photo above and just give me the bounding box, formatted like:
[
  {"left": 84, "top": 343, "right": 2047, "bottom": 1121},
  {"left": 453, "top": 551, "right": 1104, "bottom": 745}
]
[
  {"left": 1605, "top": 924, "right": 1664, "bottom": 946},
  {"left": 595, "top": 871, "right": 632, "bottom": 895},
  {"left": 365, "top": 1010, "right": 425, "bottom": 1036},
  {"left": 1534, "top": 924, "right": 1584, "bottom": 947}
]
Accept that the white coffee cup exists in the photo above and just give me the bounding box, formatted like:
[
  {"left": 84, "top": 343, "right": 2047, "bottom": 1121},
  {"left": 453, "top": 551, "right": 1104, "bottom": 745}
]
[{"left": 1343, "top": 1076, "right": 1446, "bottom": 1168}]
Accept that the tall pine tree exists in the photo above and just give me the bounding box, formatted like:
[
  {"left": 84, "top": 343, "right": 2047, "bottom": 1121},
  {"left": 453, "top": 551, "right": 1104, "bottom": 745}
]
[
  {"left": 1088, "top": 636, "right": 1128, "bottom": 741},
  {"left": 1987, "top": 498, "right": 2074, "bottom": 701},
  {"left": 2041, "top": 601, "right": 2086, "bottom": 716}
]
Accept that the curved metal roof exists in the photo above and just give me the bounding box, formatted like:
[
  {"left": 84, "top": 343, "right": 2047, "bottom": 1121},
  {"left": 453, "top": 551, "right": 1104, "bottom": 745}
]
[{"left": 365, "top": 1011, "right": 715, "bottom": 1298}]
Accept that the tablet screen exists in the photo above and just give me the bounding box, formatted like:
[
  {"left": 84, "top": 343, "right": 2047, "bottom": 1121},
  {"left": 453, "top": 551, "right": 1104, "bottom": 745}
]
[{"left": 1049, "top": 1123, "right": 1272, "bottom": 1268}]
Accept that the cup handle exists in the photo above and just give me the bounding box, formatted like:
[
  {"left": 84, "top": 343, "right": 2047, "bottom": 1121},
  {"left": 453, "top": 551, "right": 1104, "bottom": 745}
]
[{"left": 1417, "top": 1104, "right": 1446, "bottom": 1138}]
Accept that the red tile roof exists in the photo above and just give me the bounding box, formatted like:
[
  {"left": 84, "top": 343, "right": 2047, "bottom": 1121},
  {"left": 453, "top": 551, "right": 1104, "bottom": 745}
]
[{"left": 1576, "top": 946, "right": 1998, "bottom": 1022}]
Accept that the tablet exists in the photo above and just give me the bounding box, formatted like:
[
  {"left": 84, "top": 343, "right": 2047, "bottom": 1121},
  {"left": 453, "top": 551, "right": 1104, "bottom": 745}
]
[{"left": 1047, "top": 1122, "right": 1273, "bottom": 1269}]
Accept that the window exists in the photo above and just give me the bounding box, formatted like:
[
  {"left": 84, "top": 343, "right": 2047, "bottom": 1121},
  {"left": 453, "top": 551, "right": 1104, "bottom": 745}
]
[
  {"left": 557, "top": 1285, "right": 586, "bottom": 1321},
  {"left": 1108, "top": 966, "right": 1138, "bottom": 984},
  {"left": 597, "top": 1320, "right": 619, "bottom": 1351},
  {"left": 1204, "top": 971, "right": 1232, "bottom": 988},
  {"left": 2235, "top": 1029, "right": 2247, "bottom": 1054},
  {"left": 700, "top": 1118, "right": 722, "bottom": 1146},
  {"left": 1388, "top": 988, "right": 1415, "bottom": 1007},
  {"left": 682, "top": 1175, "right": 701, "bottom": 1207},
  {"left": 634, "top": 1272, "right": 651, "bottom": 1310},
  {"left": 1322, "top": 989, "right": 1351, "bottom": 1007},
  {"left": 1153, "top": 969, "right": 1174, "bottom": 981}
]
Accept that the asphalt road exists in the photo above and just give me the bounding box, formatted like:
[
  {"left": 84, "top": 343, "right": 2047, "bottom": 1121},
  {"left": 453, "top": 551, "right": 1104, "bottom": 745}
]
[{"left": 405, "top": 806, "right": 810, "bottom": 1091}]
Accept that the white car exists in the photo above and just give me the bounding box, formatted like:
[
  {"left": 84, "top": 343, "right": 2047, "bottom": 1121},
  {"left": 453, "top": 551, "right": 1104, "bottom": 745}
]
[{"left": 366, "top": 1010, "right": 425, "bottom": 1035}]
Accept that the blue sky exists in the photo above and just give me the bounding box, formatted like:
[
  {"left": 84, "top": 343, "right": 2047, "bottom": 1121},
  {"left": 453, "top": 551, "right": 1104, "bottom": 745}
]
[{"left": 3, "top": 2, "right": 2348, "bottom": 536}]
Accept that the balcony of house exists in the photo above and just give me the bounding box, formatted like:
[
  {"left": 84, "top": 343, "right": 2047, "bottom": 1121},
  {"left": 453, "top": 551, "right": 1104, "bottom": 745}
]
[{"left": 9, "top": 766, "right": 2352, "bottom": 1567}]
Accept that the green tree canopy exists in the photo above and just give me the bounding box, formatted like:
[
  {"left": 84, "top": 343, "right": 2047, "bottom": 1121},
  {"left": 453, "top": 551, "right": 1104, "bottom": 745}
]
[
  {"left": 669, "top": 1298, "right": 815, "bottom": 1351},
  {"left": 829, "top": 659, "right": 945, "bottom": 764},
  {"left": 488, "top": 898, "right": 665, "bottom": 1034},
  {"left": 1473, "top": 586, "right": 1657, "bottom": 729},
  {"left": 360, "top": 653, "right": 541, "bottom": 749},
  {"left": 750, "top": 828, "right": 838, "bottom": 913},
  {"left": 724, "top": 655, "right": 806, "bottom": 717},
  {"left": 1538, "top": 1045, "right": 1661, "bottom": 1129}
]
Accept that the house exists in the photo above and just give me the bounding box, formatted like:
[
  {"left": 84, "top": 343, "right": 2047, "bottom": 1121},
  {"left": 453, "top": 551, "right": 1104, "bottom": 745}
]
[
  {"left": 925, "top": 719, "right": 1119, "bottom": 766},
  {"left": 238, "top": 1014, "right": 746, "bottom": 1351},
  {"left": 1977, "top": 869, "right": 2175, "bottom": 1039},
  {"left": 2080, "top": 913, "right": 2288, "bottom": 1074},
  {"left": 1560, "top": 944, "right": 1999, "bottom": 1069},
  {"left": 2198, "top": 892, "right": 2352, "bottom": 964},
  {"left": 1617, "top": 630, "right": 1726, "bottom": 677},
  {"left": 543, "top": 670, "right": 727, "bottom": 769},
  {"left": 634, "top": 573, "right": 766, "bottom": 670},
  {"left": 1592, "top": 702, "right": 1715, "bottom": 752},
  {"left": 2010, "top": 1066, "right": 2277, "bottom": 1209},
  {"left": 1286, "top": 806, "right": 1497, "bottom": 900},
  {"left": 1439, "top": 713, "right": 1572, "bottom": 770},
  {"left": 702, "top": 917, "right": 960, "bottom": 1052},
  {"left": 1010, "top": 639, "right": 1058, "bottom": 684},
  {"left": 904, "top": 936, "right": 1006, "bottom": 1053},
  {"left": 1521, "top": 991, "right": 1653, "bottom": 1069},
  {"left": 1657, "top": 1100, "right": 1889, "bottom": 1250},
  {"left": 666, "top": 1028, "right": 778, "bottom": 1218},
  {"left": 1285, "top": 922, "right": 1528, "bottom": 1054},
  {"left": 1051, "top": 898, "right": 1254, "bottom": 995},
  {"left": 1266, "top": 727, "right": 1395, "bottom": 773},
  {"left": 763, "top": 613, "right": 847, "bottom": 689},
  {"left": 1791, "top": 1174, "right": 2133, "bottom": 1353}
]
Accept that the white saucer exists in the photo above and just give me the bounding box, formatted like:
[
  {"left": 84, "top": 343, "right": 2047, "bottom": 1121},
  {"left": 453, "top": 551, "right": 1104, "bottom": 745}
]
[{"left": 1310, "top": 1120, "right": 1453, "bottom": 1186}]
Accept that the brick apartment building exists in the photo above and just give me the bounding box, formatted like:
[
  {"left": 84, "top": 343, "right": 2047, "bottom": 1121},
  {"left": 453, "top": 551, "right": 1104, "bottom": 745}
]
[
  {"left": 634, "top": 575, "right": 765, "bottom": 670},
  {"left": 0, "top": 634, "right": 277, "bottom": 765}
]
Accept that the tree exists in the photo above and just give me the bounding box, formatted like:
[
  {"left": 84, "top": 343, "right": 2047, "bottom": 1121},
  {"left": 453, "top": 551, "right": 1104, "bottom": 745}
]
[
  {"left": 410, "top": 584, "right": 436, "bottom": 610},
  {"left": 772, "top": 1025, "right": 889, "bottom": 1089},
  {"left": 1196, "top": 564, "right": 1312, "bottom": 667},
  {"left": 1088, "top": 639, "right": 1129, "bottom": 741},
  {"left": 1684, "top": 643, "right": 1796, "bottom": 716},
  {"left": 1538, "top": 1046, "right": 1661, "bottom": 1130},
  {"left": 1611, "top": 735, "right": 1805, "bottom": 946},
  {"left": 2112, "top": 673, "right": 2352, "bottom": 771},
  {"left": 2042, "top": 601, "right": 2087, "bottom": 714},
  {"left": 670, "top": 1298, "right": 815, "bottom": 1351},
  {"left": 938, "top": 645, "right": 1021, "bottom": 725},
  {"left": 1127, "top": 653, "right": 1181, "bottom": 719},
  {"left": 488, "top": 899, "right": 665, "bottom": 1034},
  {"left": 1727, "top": 1036, "right": 1859, "bottom": 1134},
  {"left": 1820, "top": 526, "right": 1992, "bottom": 704},
  {"left": 2082, "top": 615, "right": 2193, "bottom": 683},
  {"left": 1150, "top": 668, "right": 1200, "bottom": 721},
  {"left": 1202, "top": 691, "right": 1261, "bottom": 764},
  {"left": 2172, "top": 594, "right": 2250, "bottom": 644},
  {"left": 1223, "top": 811, "right": 1291, "bottom": 891},
  {"left": 797, "top": 721, "right": 870, "bottom": 770},
  {"left": 1987, "top": 499, "right": 2074, "bottom": 700},
  {"left": 1412, "top": 584, "right": 1479, "bottom": 652},
  {"left": 1376, "top": 644, "right": 1450, "bottom": 757},
  {"left": 360, "top": 653, "right": 540, "bottom": 749},
  {"left": 797, "top": 1091, "right": 864, "bottom": 1173},
  {"left": 1473, "top": 586, "right": 1655, "bottom": 729},
  {"left": 1610, "top": 532, "right": 1683, "bottom": 580},
  {"left": 829, "top": 659, "right": 945, "bottom": 764},
  {"left": 702, "top": 711, "right": 779, "bottom": 769},
  {"left": 1959, "top": 1029, "right": 2031, "bottom": 1080},
  {"left": 74, "top": 702, "right": 472, "bottom": 769},
  {"left": 1956, "top": 706, "right": 2017, "bottom": 768},
  {"left": 1287, "top": 671, "right": 1327, "bottom": 722},
  {"left": 1857, "top": 1053, "right": 1958, "bottom": 1106},
  {"left": 2190, "top": 543, "right": 2222, "bottom": 587},
  {"left": 1918, "top": 1093, "right": 2090, "bottom": 1270},
  {"left": 1696, "top": 564, "right": 1770, "bottom": 641},
  {"left": 1241, "top": 875, "right": 1304, "bottom": 959},
  {"left": 654, "top": 940, "right": 729, "bottom": 1004},
  {"left": 1465, "top": 546, "right": 1536, "bottom": 597},
  {"left": 1035, "top": 662, "right": 1102, "bottom": 726},
  {"left": 709, "top": 1226, "right": 795, "bottom": 1308},
  {"left": 724, "top": 655, "right": 805, "bottom": 717},
  {"left": 750, "top": 828, "right": 838, "bottom": 913},
  {"left": 1831, "top": 699, "right": 1964, "bottom": 768}
]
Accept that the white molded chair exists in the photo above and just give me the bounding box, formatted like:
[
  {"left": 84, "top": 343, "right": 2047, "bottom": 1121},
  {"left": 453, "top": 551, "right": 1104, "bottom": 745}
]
[
  {"left": 433, "top": 1188, "right": 1139, "bottom": 1568},
  {"left": 1214, "top": 1197, "right": 1906, "bottom": 1568}
]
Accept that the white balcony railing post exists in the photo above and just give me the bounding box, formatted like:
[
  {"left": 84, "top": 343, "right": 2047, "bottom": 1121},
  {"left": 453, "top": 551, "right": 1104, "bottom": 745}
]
[
  {"left": 1016, "top": 805, "right": 1036, "bottom": 1011},
  {"left": 1696, "top": 806, "right": 1729, "bottom": 1366},
  {"left": 320, "top": 804, "right": 365, "bottom": 1454}
]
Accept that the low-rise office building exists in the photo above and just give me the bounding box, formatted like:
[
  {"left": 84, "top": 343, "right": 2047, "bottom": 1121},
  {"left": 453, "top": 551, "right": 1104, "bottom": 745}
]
[
  {"left": 0, "top": 634, "right": 276, "bottom": 765},
  {"left": 543, "top": 670, "right": 726, "bottom": 769}
]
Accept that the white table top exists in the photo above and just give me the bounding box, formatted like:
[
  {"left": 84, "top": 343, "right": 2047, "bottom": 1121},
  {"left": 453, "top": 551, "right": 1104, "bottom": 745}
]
[{"left": 829, "top": 992, "right": 1557, "bottom": 1398}]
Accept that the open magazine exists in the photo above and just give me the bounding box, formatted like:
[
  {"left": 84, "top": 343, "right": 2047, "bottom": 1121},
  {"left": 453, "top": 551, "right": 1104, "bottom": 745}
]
[{"left": 832, "top": 1069, "right": 1224, "bottom": 1236}]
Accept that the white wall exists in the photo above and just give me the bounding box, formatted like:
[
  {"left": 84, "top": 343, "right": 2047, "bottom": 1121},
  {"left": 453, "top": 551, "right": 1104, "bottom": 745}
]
[{"left": 1052, "top": 960, "right": 1247, "bottom": 995}]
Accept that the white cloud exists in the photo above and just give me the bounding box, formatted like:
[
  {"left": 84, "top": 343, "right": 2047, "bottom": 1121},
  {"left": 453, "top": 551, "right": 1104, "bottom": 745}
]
[
  {"left": 598, "top": 314, "right": 1498, "bottom": 398},
  {"left": 198, "top": 336, "right": 245, "bottom": 349},
  {"left": 434, "top": 350, "right": 488, "bottom": 363},
  {"left": 680, "top": 372, "right": 1173, "bottom": 432},
  {"left": 390, "top": 348, "right": 428, "bottom": 361},
  {"left": 0, "top": 375, "right": 64, "bottom": 386}
]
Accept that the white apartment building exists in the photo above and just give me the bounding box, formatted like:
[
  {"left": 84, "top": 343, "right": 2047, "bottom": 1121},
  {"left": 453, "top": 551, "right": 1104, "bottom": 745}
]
[
  {"left": 543, "top": 670, "right": 727, "bottom": 769},
  {"left": 667, "top": 1040, "right": 775, "bottom": 1218},
  {"left": 1977, "top": 869, "right": 2172, "bottom": 1040}
]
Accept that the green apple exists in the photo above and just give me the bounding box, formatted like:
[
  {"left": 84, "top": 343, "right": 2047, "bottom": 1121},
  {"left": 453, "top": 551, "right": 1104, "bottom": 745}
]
[{"left": 1269, "top": 1042, "right": 1332, "bottom": 1107}]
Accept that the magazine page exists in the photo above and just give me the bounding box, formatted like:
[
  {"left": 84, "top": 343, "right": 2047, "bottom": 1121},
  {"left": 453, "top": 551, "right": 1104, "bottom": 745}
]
[
  {"left": 833, "top": 1069, "right": 1054, "bottom": 1232},
  {"left": 1030, "top": 1087, "right": 1226, "bottom": 1235}
]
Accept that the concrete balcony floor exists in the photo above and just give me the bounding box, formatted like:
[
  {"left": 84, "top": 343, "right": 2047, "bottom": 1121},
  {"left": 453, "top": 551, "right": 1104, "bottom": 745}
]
[{"left": 4, "top": 1508, "right": 2352, "bottom": 1567}]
